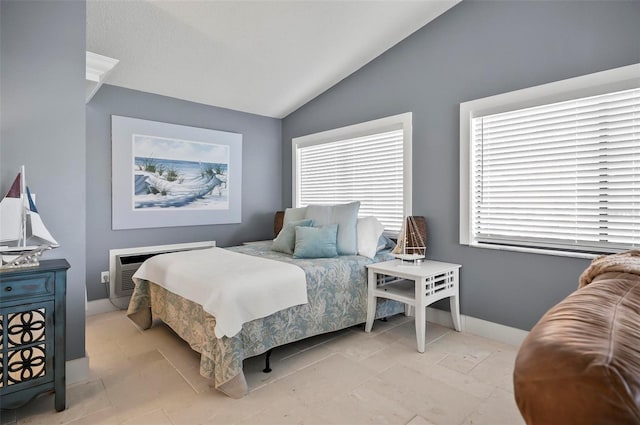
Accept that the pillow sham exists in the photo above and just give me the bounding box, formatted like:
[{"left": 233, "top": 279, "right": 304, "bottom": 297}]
[
  {"left": 293, "top": 224, "right": 339, "bottom": 259},
  {"left": 305, "top": 201, "right": 360, "bottom": 255},
  {"left": 283, "top": 206, "right": 307, "bottom": 226},
  {"left": 357, "top": 217, "right": 385, "bottom": 259},
  {"left": 271, "top": 218, "right": 314, "bottom": 254}
]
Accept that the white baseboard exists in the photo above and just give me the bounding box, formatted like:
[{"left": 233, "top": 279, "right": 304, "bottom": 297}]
[
  {"left": 86, "top": 298, "right": 127, "bottom": 316},
  {"left": 426, "top": 307, "right": 529, "bottom": 347},
  {"left": 66, "top": 356, "right": 90, "bottom": 386},
  {"left": 87, "top": 298, "right": 527, "bottom": 346}
]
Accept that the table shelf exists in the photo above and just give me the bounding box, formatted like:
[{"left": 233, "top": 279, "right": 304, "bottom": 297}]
[{"left": 374, "top": 279, "right": 415, "bottom": 304}]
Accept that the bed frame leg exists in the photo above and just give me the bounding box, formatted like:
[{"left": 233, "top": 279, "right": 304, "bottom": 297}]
[{"left": 263, "top": 349, "right": 273, "bottom": 373}]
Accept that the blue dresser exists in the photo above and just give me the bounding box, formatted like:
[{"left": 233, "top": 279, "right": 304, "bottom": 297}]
[{"left": 0, "top": 259, "right": 69, "bottom": 412}]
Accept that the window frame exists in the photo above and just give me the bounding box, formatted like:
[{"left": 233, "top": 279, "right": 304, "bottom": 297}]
[
  {"left": 460, "top": 63, "right": 640, "bottom": 258},
  {"left": 292, "top": 112, "right": 413, "bottom": 234}
]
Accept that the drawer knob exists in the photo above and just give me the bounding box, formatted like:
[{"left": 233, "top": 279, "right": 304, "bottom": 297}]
[{"left": 5, "top": 286, "right": 12, "bottom": 292}]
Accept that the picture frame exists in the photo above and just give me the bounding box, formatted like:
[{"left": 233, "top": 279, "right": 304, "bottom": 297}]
[{"left": 111, "top": 115, "right": 242, "bottom": 230}]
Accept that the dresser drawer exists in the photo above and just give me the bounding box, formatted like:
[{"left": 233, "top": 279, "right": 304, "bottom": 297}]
[
  {"left": 0, "top": 259, "right": 68, "bottom": 412},
  {"left": 0, "top": 272, "right": 54, "bottom": 302}
]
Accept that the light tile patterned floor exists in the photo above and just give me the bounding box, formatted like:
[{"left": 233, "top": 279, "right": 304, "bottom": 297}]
[{"left": 2, "top": 311, "right": 525, "bottom": 425}]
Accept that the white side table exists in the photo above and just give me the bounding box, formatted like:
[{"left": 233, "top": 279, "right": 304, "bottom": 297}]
[{"left": 365, "top": 259, "right": 462, "bottom": 353}]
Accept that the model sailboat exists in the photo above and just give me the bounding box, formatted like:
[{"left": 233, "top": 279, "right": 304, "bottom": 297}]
[
  {"left": 0, "top": 166, "right": 58, "bottom": 270},
  {"left": 390, "top": 216, "right": 426, "bottom": 262}
]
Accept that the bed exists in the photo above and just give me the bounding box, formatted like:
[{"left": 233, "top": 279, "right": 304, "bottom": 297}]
[{"left": 126, "top": 211, "right": 422, "bottom": 398}]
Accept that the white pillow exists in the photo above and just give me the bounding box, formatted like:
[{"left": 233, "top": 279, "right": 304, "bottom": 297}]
[
  {"left": 283, "top": 207, "right": 307, "bottom": 226},
  {"left": 305, "top": 201, "right": 360, "bottom": 255},
  {"left": 357, "top": 217, "right": 385, "bottom": 259}
]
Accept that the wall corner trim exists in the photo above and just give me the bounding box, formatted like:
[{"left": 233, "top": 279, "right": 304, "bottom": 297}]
[{"left": 66, "top": 356, "right": 90, "bottom": 386}]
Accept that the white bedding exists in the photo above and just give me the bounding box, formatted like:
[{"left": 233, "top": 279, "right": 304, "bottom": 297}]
[{"left": 132, "top": 247, "right": 308, "bottom": 338}]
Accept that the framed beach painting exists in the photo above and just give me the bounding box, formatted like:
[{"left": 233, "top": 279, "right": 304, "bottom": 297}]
[{"left": 111, "top": 115, "right": 242, "bottom": 230}]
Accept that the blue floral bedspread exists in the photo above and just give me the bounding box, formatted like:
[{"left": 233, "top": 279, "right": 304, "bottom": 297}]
[{"left": 127, "top": 243, "right": 404, "bottom": 397}]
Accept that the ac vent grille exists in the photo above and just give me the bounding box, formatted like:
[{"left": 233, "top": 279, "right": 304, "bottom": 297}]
[
  {"left": 109, "top": 241, "right": 216, "bottom": 302},
  {"left": 120, "top": 269, "right": 137, "bottom": 292}
]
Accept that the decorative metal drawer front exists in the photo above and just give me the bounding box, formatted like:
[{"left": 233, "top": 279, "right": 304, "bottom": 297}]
[
  {"left": 0, "top": 301, "right": 54, "bottom": 391},
  {"left": 0, "top": 273, "right": 54, "bottom": 304}
]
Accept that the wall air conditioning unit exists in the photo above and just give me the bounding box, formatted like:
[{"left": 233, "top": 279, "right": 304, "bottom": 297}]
[{"left": 108, "top": 241, "right": 216, "bottom": 307}]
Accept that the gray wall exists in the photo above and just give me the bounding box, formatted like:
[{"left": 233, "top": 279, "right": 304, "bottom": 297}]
[
  {"left": 282, "top": 0, "right": 640, "bottom": 331},
  {"left": 1, "top": 0, "right": 87, "bottom": 360},
  {"left": 86, "top": 85, "right": 282, "bottom": 300}
]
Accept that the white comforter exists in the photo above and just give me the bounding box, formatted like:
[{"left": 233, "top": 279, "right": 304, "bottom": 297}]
[{"left": 132, "top": 247, "right": 308, "bottom": 338}]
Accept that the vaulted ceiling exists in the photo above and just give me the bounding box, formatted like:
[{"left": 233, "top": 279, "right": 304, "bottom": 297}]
[{"left": 87, "top": 0, "right": 460, "bottom": 118}]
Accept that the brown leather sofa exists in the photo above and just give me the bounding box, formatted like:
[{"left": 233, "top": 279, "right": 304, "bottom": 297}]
[{"left": 513, "top": 250, "right": 640, "bottom": 425}]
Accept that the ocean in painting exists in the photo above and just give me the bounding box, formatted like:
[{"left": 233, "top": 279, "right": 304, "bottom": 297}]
[{"left": 133, "top": 157, "right": 229, "bottom": 209}]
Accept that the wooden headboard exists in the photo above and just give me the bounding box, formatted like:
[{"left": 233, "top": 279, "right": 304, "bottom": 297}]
[
  {"left": 273, "top": 211, "right": 427, "bottom": 246},
  {"left": 274, "top": 211, "right": 285, "bottom": 237}
]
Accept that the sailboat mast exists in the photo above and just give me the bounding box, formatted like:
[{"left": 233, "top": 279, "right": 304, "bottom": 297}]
[{"left": 20, "top": 165, "right": 27, "bottom": 248}]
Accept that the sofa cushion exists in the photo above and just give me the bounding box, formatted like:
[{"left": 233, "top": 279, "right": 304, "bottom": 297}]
[{"left": 514, "top": 273, "right": 640, "bottom": 424}]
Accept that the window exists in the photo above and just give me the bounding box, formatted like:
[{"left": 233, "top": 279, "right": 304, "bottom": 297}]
[
  {"left": 461, "top": 64, "right": 640, "bottom": 257},
  {"left": 293, "top": 113, "right": 412, "bottom": 234}
]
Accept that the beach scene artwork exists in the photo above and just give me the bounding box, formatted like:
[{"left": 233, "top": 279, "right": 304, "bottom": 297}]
[{"left": 132, "top": 134, "right": 229, "bottom": 210}]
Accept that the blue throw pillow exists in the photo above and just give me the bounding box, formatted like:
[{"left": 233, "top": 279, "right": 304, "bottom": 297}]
[
  {"left": 305, "top": 201, "right": 360, "bottom": 255},
  {"left": 293, "top": 224, "right": 339, "bottom": 259},
  {"left": 271, "top": 219, "right": 314, "bottom": 254},
  {"left": 377, "top": 234, "right": 396, "bottom": 252}
]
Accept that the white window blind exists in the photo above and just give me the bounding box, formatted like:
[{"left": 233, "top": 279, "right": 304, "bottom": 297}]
[
  {"left": 471, "top": 87, "right": 640, "bottom": 254},
  {"left": 296, "top": 129, "right": 405, "bottom": 233}
]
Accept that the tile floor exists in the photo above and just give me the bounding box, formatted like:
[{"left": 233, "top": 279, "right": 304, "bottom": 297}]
[{"left": 2, "top": 311, "right": 525, "bottom": 425}]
